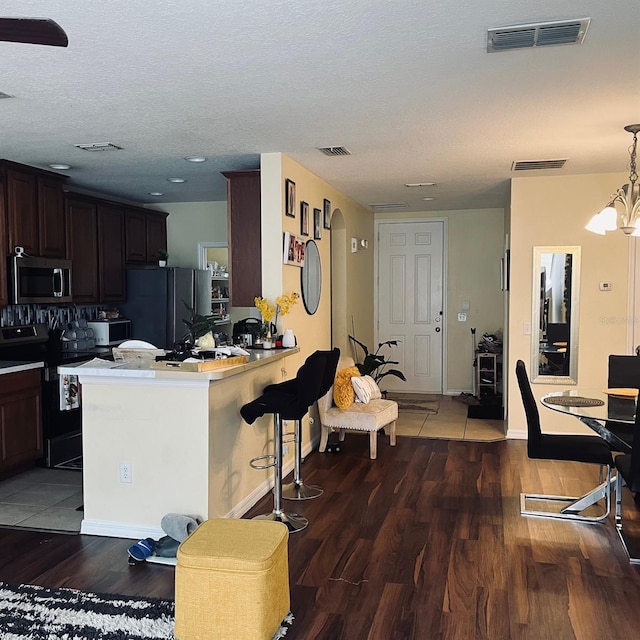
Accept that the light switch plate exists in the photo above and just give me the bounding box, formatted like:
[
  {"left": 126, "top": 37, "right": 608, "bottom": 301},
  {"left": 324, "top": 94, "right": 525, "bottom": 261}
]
[{"left": 351, "top": 238, "right": 358, "bottom": 253}]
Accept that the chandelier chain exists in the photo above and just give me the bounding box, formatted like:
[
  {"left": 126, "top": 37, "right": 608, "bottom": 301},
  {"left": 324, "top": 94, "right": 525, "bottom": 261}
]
[{"left": 630, "top": 132, "right": 638, "bottom": 186}]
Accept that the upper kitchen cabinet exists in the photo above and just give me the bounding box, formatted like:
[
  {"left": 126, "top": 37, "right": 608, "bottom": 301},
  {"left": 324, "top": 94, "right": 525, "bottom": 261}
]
[
  {"left": 124, "top": 207, "right": 168, "bottom": 264},
  {"left": 0, "top": 178, "right": 7, "bottom": 307},
  {"left": 66, "top": 197, "right": 99, "bottom": 303},
  {"left": 145, "top": 210, "right": 168, "bottom": 263},
  {"left": 0, "top": 161, "right": 67, "bottom": 258},
  {"left": 65, "top": 196, "right": 126, "bottom": 303},
  {"left": 221, "top": 170, "right": 261, "bottom": 307},
  {"left": 124, "top": 208, "right": 146, "bottom": 263},
  {"left": 97, "top": 203, "right": 126, "bottom": 302}
]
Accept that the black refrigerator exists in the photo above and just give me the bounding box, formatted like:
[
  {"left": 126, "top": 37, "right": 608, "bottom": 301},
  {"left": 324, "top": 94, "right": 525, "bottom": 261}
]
[{"left": 119, "top": 267, "right": 211, "bottom": 349}]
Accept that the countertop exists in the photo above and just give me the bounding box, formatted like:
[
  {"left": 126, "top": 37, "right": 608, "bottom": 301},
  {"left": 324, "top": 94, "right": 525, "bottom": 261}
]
[
  {"left": 59, "top": 347, "right": 299, "bottom": 382},
  {"left": 0, "top": 361, "right": 44, "bottom": 375}
]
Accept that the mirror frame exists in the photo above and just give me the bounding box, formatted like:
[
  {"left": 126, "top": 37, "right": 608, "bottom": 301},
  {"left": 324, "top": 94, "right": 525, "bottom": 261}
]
[
  {"left": 530, "top": 245, "right": 581, "bottom": 385},
  {"left": 301, "top": 239, "right": 321, "bottom": 315}
]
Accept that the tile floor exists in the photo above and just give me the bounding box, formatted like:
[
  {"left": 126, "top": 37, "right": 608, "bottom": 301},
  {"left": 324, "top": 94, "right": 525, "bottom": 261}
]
[
  {"left": 0, "top": 467, "right": 83, "bottom": 533},
  {"left": 395, "top": 394, "right": 505, "bottom": 442}
]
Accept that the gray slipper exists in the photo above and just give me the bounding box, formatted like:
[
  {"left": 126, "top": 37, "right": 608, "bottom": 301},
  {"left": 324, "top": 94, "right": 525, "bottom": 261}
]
[{"left": 160, "top": 513, "right": 202, "bottom": 542}]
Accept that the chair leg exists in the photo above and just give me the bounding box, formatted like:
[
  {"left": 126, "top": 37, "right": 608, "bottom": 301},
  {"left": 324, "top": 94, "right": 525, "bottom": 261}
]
[
  {"left": 520, "top": 464, "right": 612, "bottom": 524},
  {"left": 282, "top": 419, "right": 323, "bottom": 501},
  {"left": 369, "top": 431, "right": 377, "bottom": 459},
  {"left": 614, "top": 472, "right": 640, "bottom": 564},
  {"left": 252, "top": 414, "right": 308, "bottom": 533},
  {"left": 319, "top": 423, "right": 329, "bottom": 452}
]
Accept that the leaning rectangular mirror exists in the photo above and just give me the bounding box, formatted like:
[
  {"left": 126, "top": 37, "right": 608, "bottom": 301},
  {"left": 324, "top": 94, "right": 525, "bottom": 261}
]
[{"left": 531, "top": 246, "right": 581, "bottom": 384}]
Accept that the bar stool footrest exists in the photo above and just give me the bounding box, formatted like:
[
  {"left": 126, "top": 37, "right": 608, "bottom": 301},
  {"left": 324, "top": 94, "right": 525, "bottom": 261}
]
[{"left": 249, "top": 454, "right": 276, "bottom": 470}]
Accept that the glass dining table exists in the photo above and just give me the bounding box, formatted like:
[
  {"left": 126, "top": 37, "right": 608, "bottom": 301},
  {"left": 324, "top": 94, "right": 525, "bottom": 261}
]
[{"left": 542, "top": 388, "right": 634, "bottom": 454}]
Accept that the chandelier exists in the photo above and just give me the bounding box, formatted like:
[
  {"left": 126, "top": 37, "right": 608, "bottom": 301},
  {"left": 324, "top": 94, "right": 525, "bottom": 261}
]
[{"left": 586, "top": 124, "right": 640, "bottom": 236}]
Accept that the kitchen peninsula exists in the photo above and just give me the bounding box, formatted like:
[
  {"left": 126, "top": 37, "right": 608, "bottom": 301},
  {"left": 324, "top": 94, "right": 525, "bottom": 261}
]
[{"left": 60, "top": 348, "right": 299, "bottom": 539}]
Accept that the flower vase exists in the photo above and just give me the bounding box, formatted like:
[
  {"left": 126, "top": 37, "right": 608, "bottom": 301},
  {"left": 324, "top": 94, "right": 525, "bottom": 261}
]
[{"left": 282, "top": 328, "right": 296, "bottom": 348}]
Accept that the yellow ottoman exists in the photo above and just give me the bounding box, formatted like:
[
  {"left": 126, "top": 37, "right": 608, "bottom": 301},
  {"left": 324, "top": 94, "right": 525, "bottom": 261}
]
[{"left": 175, "top": 518, "right": 290, "bottom": 640}]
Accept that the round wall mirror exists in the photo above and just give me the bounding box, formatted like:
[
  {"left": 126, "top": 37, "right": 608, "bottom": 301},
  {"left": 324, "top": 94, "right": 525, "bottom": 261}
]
[{"left": 301, "top": 240, "right": 321, "bottom": 314}]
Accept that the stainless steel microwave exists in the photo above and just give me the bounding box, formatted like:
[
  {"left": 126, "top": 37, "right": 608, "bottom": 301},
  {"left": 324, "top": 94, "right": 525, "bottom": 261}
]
[{"left": 11, "top": 255, "right": 72, "bottom": 304}]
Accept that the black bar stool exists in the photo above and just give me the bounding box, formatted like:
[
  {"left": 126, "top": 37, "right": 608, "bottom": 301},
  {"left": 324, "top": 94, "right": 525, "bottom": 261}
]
[
  {"left": 240, "top": 352, "right": 327, "bottom": 532},
  {"left": 269, "top": 348, "right": 340, "bottom": 501}
]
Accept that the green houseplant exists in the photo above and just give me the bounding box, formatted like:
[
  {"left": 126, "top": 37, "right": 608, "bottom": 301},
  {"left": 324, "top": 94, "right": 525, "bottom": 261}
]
[{"left": 348, "top": 335, "right": 406, "bottom": 385}]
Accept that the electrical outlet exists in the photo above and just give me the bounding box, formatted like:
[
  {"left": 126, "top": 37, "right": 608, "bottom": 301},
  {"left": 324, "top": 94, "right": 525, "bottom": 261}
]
[{"left": 120, "top": 462, "right": 132, "bottom": 483}]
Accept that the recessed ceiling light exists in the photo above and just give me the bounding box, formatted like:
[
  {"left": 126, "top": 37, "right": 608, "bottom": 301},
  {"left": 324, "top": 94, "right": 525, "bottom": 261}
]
[
  {"left": 184, "top": 156, "right": 207, "bottom": 163},
  {"left": 149, "top": 192, "right": 164, "bottom": 196},
  {"left": 422, "top": 197, "right": 435, "bottom": 201},
  {"left": 48, "top": 163, "right": 71, "bottom": 170},
  {"left": 405, "top": 182, "right": 436, "bottom": 187},
  {"left": 167, "top": 177, "right": 186, "bottom": 183}
]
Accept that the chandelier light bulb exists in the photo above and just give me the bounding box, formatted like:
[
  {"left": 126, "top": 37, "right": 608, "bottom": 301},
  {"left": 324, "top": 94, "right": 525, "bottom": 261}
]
[{"left": 586, "top": 124, "right": 640, "bottom": 236}]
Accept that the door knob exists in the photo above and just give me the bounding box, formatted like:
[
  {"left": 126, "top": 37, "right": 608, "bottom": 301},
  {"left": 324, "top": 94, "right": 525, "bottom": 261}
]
[{"left": 435, "top": 327, "right": 441, "bottom": 333}]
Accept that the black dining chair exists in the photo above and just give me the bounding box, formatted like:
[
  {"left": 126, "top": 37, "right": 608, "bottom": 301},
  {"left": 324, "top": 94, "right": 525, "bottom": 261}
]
[
  {"left": 614, "top": 402, "right": 640, "bottom": 564},
  {"left": 605, "top": 354, "right": 640, "bottom": 449},
  {"left": 515, "top": 359, "right": 614, "bottom": 522}
]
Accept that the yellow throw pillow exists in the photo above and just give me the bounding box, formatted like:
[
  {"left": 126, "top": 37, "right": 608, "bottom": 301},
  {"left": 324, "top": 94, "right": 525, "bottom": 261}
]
[{"left": 333, "top": 366, "right": 360, "bottom": 410}]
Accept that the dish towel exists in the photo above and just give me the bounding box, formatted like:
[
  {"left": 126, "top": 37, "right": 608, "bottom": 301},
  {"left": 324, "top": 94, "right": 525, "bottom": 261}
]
[{"left": 60, "top": 374, "right": 80, "bottom": 411}]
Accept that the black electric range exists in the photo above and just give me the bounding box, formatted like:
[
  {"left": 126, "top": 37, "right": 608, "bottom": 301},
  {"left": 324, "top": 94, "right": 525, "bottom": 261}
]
[{"left": 0, "top": 324, "right": 111, "bottom": 467}]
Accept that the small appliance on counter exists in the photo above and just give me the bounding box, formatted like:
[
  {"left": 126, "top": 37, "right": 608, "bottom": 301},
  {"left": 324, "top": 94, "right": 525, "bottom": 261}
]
[{"left": 87, "top": 319, "right": 132, "bottom": 346}]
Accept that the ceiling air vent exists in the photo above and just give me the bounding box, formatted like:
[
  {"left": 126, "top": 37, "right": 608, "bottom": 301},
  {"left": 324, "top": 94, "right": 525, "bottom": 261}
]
[
  {"left": 512, "top": 159, "right": 568, "bottom": 171},
  {"left": 369, "top": 202, "right": 409, "bottom": 212},
  {"left": 74, "top": 142, "right": 124, "bottom": 152},
  {"left": 487, "top": 18, "right": 590, "bottom": 52},
  {"left": 317, "top": 146, "right": 351, "bottom": 156}
]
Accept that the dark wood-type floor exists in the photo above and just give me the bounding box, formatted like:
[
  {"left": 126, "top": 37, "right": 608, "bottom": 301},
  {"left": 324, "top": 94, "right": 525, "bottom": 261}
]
[{"left": 1, "top": 435, "right": 640, "bottom": 639}]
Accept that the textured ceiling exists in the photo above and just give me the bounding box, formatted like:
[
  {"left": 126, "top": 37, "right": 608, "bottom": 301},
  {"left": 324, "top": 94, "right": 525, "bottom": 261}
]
[{"left": 0, "top": 1, "right": 638, "bottom": 212}]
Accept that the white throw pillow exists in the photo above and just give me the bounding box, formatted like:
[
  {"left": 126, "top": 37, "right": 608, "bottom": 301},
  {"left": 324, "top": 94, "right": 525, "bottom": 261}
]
[{"left": 351, "top": 375, "right": 382, "bottom": 404}]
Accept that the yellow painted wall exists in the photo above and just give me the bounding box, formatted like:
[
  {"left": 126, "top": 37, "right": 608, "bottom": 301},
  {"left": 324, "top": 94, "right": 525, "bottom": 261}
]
[
  {"left": 508, "top": 172, "right": 631, "bottom": 436},
  {"left": 375, "top": 209, "right": 505, "bottom": 392}
]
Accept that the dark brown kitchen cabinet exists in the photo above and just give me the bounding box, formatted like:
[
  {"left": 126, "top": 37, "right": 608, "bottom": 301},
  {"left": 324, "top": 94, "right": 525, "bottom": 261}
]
[
  {"left": 146, "top": 210, "right": 168, "bottom": 262},
  {"left": 97, "top": 203, "right": 126, "bottom": 302},
  {"left": 37, "top": 176, "right": 66, "bottom": 258},
  {"left": 1, "top": 161, "right": 67, "bottom": 258},
  {"left": 222, "top": 170, "right": 261, "bottom": 307},
  {"left": 66, "top": 197, "right": 100, "bottom": 303},
  {"left": 124, "top": 208, "right": 168, "bottom": 264},
  {"left": 0, "top": 177, "right": 7, "bottom": 307},
  {"left": 124, "top": 208, "right": 146, "bottom": 263},
  {"left": 6, "top": 168, "right": 38, "bottom": 255},
  {"left": 0, "top": 369, "right": 42, "bottom": 477}
]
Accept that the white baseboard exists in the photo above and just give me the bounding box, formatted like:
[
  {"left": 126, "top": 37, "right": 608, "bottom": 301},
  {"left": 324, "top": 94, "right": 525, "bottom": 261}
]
[
  {"left": 81, "top": 436, "right": 322, "bottom": 537},
  {"left": 507, "top": 429, "right": 527, "bottom": 439},
  {"left": 81, "top": 519, "right": 165, "bottom": 540}
]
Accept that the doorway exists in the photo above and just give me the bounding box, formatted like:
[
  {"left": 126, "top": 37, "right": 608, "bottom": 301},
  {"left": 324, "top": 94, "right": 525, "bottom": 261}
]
[{"left": 376, "top": 220, "right": 445, "bottom": 393}]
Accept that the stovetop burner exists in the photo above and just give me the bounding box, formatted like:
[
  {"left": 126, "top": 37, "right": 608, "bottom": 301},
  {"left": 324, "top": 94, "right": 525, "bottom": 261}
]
[{"left": 0, "top": 323, "right": 109, "bottom": 366}]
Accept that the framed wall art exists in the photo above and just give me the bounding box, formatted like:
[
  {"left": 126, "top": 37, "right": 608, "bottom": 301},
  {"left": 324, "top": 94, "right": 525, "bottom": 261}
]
[
  {"left": 323, "top": 199, "right": 331, "bottom": 229},
  {"left": 285, "top": 179, "right": 296, "bottom": 218},
  {"left": 300, "top": 201, "right": 309, "bottom": 236},
  {"left": 283, "top": 231, "right": 306, "bottom": 267},
  {"left": 313, "top": 208, "right": 322, "bottom": 240}
]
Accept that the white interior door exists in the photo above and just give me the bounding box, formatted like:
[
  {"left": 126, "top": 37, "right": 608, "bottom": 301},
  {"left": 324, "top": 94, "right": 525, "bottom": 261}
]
[{"left": 377, "top": 221, "right": 444, "bottom": 393}]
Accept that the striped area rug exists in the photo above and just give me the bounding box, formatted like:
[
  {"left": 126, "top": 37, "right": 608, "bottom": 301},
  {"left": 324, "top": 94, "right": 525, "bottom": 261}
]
[{"left": 0, "top": 582, "right": 293, "bottom": 639}]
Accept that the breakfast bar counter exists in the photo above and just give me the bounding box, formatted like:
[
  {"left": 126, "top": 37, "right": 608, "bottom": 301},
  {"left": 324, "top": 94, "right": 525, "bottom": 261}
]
[{"left": 60, "top": 348, "right": 300, "bottom": 539}]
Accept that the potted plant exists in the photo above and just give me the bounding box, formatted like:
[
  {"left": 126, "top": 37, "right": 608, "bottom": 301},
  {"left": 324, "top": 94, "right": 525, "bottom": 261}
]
[
  {"left": 348, "top": 335, "right": 406, "bottom": 385},
  {"left": 157, "top": 249, "right": 168, "bottom": 266}
]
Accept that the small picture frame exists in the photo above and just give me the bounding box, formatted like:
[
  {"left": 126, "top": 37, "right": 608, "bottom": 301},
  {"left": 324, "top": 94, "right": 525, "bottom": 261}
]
[
  {"left": 313, "top": 208, "right": 322, "bottom": 240},
  {"left": 323, "top": 199, "right": 331, "bottom": 229},
  {"left": 285, "top": 179, "right": 296, "bottom": 218},
  {"left": 283, "top": 231, "right": 306, "bottom": 267},
  {"left": 300, "top": 201, "right": 309, "bottom": 236}
]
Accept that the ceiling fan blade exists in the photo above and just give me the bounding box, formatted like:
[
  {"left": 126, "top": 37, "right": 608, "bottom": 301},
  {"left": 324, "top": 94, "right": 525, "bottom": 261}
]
[{"left": 0, "top": 17, "right": 68, "bottom": 47}]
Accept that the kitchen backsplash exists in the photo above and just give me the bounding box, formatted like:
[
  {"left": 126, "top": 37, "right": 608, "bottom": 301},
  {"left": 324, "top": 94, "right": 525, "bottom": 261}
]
[{"left": 0, "top": 305, "right": 102, "bottom": 329}]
